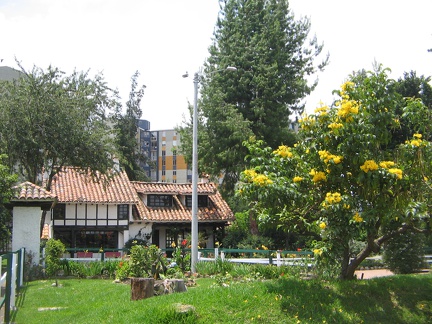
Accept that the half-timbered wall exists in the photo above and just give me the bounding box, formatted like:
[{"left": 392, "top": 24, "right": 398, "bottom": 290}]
[{"left": 53, "top": 203, "right": 130, "bottom": 228}]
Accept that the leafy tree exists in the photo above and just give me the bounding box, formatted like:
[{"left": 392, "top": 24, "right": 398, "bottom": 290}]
[
  {"left": 238, "top": 65, "right": 432, "bottom": 279},
  {"left": 112, "top": 71, "right": 149, "bottom": 181},
  {"left": 393, "top": 71, "right": 432, "bottom": 109},
  {"left": 0, "top": 62, "right": 119, "bottom": 190},
  {"left": 178, "top": 0, "right": 327, "bottom": 194},
  {"left": 0, "top": 154, "right": 18, "bottom": 252}
]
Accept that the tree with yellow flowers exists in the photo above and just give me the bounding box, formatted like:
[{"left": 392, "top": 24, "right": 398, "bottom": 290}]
[{"left": 238, "top": 65, "right": 432, "bottom": 279}]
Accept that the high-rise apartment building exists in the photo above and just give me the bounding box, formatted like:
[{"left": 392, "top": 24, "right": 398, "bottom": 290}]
[{"left": 137, "top": 120, "right": 191, "bottom": 183}]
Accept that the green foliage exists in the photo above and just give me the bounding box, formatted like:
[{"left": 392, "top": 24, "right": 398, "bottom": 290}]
[
  {"left": 178, "top": 0, "right": 327, "bottom": 194},
  {"left": 237, "top": 234, "right": 274, "bottom": 250},
  {"left": 124, "top": 238, "right": 149, "bottom": 249},
  {"left": 195, "top": 258, "right": 234, "bottom": 276},
  {"left": 172, "top": 239, "right": 191, "bottom": 272},
  {"left": 0, "top": 154, "right": 17, "bottom": 251},
  {"left": 45, "top": 239, "right": 66, "bottom": 282},
  {"left": 119, "top": 244, "right": 167, "bottom": 279},
  {"left": 112, "top": 71, "right": 149, "bottom": 181},
  {"left": 383, "top": 231, "right": 426, "bottom": 274},
  {"left": 115, "top": 259, "right": 131, "bottom": 280},
  {"left": 0, "top": 62, "right": 118, "bottom": 189},
  {"left": 238, "top": 65, "right": 432, "bottom": 279}
]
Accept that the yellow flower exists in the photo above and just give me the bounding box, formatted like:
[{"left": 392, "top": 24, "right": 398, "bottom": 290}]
[
  {"left": 310, "top": 169, "right": 327, "bottom": 183},
  {"left": 273, "top": 145, "right": 293, "bottom": 158},
  {"left": 410, "top": 139, "right": 422, "bottom": 147},
  {"left": 379, "top": 161, "right": 395, "bottom": 169},
  {"left": 332, "top": 156, "right": 342, "bottom": 164},
  {"left": 319, "top": 222, "right": 327, "bottom": 230},
  {"left": 340, "top": 81, "right": 355, "bottom": 93},
  {"left": 171, "top": 242, "right": 176, "bottom": 248},
  {"left": 360, "top": 160, "right": 379, "bottom": 173},
  {"left": 318, "top": 150, "right": 343, "bottom": 164},
  {"left": 293, "top": 176, "right": 303, "bottom": 183},
  {"left": 314, "top": 105, "right": 329, "bottom": 115},
  {"left": 424, "top": 176, "right": 428, "bottom": 181},
  {"left": 313, "top": 248, "right": 323, "bottom": 256},
  {"left": 253, "top": 174, "right": 273, "bottom": 186},
  {"left": 325, "top": 192, "right": 342, "bottom": 205},
  {"left": 244, "top": 169, "right": 257, "bottom": 180},
  {"left": 337, "top": 99, "right": 359, "bottom": 119},
  {"left": 388, "top": 168, "right": 403, "bottom": 180},
  {"left": 413, "top": 133, "right": 422, "bottom": 139},
  {"left": 328, "top": 122, "right": 343, "bottom": 130},
  {"left": 353, "top": 212, "right": 363, "bottom": 223}
]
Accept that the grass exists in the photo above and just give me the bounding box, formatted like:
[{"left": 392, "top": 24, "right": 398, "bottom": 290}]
[{"left": 12, "top": 272, "right": 432, "bottom": 324}]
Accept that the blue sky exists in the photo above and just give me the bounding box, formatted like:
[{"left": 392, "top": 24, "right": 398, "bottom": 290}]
[{"left": 1, "top": 0, "right": 431, "bottom": 130}]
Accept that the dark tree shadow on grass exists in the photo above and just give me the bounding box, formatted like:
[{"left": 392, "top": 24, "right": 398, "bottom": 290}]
[{"left": 265, "top": 274, "right": 432, "bottom": 323}]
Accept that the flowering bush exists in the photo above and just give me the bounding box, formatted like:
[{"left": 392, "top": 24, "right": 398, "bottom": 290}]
[{"left": 238, "top": 66, "right": 432, "bottom": 279}]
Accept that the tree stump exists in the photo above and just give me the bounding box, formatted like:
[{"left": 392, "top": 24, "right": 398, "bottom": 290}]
[
  {"left": 131, "top": 278, "right": 154, "bottom": 301},
  {"left": 154, "top": 279, "right": 187, "bottom": 295}
]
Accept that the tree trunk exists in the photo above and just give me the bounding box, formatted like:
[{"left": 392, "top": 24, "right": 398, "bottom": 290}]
[
  {"left": 131, "top": 278, "right": 154, "bottom": 300},
  {"left": 249, "top": 210, "right": 259, "bottom": 235}
]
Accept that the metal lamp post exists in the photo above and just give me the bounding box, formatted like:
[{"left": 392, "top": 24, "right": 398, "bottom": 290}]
[{"left": 185, "top": 66, "right": 236, "bottom": 273}]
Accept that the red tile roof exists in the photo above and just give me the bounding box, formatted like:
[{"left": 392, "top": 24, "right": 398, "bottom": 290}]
[
  {"left": 132, "top": 182, "right": 217, "bottom": 195},
  {"left": 16, "top": 167, "right": 234, "bottom": 224},
  {"left": 132, "top": 182, "right": 234, "bottom": 223},
  {"left": 50, "top": 167, "right": 139, "bottom": 204},
  {"left": 12, "top": 182, "right": 56, "bottom": 201}
]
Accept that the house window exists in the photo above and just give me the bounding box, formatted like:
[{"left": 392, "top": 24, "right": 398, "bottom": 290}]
[
  {"left": 185, "top": 195, "right": 208, "bottom": 207},
  {"left": 148, "top": 195, "right": 173, "bottom": 207},
  {"left": 53, "top": 204, "right": 66, "bottom": 219},
  {"left": 117, "top": 204, "right": 129, "bottom": 220}
]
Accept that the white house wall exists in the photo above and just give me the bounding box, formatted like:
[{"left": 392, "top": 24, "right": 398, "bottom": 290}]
[
  {"left": 12, "top": 206, "right": 42, "bottom": 265},
  {"left": 128, "top": 223, "right": 153, "bottom": 242}
]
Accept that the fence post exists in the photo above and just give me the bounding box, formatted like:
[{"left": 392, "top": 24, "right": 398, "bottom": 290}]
[
  {"left": 10, "top": 252, "right": 17, "bottom": 311},
  {"left": 221, "top": 251, "right": 225, "bottom": 261},
  {"left": 276, "top": 251, "right": 281, "bottom": 267},
  {"left": 214, "top": 248, "right": 219, "bottom": 260},
  {"left": 269, "top": 251, "right": 273, "bottom": 265},
  {"left": 4, "top": 253, "right": 12, "bottom": 324},
  {"left": 17, "top": 248, "right": 25, "bottom": 288}
]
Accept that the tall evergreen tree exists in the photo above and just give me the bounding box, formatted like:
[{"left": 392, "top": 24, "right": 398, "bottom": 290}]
[
  {"left": 113, "top": 71, "right": 149, "bottom": 181},
  {"left": 179, "top": 0, "right": 328, "bottom": 194}
]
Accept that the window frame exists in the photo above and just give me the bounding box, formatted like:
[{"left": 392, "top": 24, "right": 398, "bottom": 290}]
[
  {"left": 117, "top": 204, "right": 129, "bottom": 220},
  {"left": 185, "top": 195, "right": 208, "bottom": 208},
  {"left": 147, "top": 194, "right": 173, "bottom": 207}
]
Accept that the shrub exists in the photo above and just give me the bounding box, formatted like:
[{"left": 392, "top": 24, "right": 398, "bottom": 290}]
[
  {"left": 383, "top": 231, "right": 426, "bottom": 274},
  {"left": 172, "top": 239, "right": 191, "bottom": 272},
  {"left": 45, "top": 239, "right": 65, "bottom": 285},
  {"left": 118, "top": 244, "right": 167, "bottom": 279}
]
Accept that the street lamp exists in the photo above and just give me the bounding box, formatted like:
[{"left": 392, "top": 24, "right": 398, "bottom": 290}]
[{"left": 183, "top": 66, "right": 237, "bottom": 273}]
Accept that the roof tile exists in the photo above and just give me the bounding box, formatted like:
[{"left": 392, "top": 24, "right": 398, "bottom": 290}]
[
  {"left": 50, "top": 167, "right": 139, "bottom": 204},
  {"left": 12, "top": 182, "right": 56, "bottom": 201},
  {"left": 132, "top": 182, "right": 234, "bottom": 223}
]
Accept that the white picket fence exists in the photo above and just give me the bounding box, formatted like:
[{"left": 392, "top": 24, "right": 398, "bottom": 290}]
[{"left": 0, "top": 248, "right": 25, "bottom": 324}]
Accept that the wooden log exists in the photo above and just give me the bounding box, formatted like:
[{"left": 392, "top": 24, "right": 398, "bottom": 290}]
[{"left": 130, "top": 278, "right": 154, "bottom": 301}]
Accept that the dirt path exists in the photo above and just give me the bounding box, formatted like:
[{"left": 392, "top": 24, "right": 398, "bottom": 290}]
[{"left": 355, "top": 269, "right": 430, "bottom": 279}]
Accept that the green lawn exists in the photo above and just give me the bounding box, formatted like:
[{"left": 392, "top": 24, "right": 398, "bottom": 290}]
[{"left": 12, "top": 273, "right": 432, "bottom": 324}]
